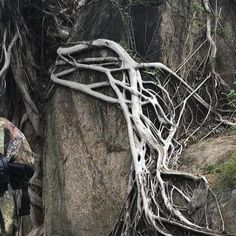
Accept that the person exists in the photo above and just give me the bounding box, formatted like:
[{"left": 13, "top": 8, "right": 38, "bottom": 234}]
[{"left": 0, "top": 117, "right": 34, "bottom": 234}]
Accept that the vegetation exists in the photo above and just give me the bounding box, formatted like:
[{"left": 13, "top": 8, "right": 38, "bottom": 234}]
[
  {"left": 225, "top": 89, "right": 236, "bottom": 105},
  {"left": 203, "top": 152, "right": 236, "bottom": 189}
]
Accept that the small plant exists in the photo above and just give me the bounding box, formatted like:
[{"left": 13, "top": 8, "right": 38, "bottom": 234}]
[
  {"left": 203, "top": 152, "right": 236, "bottom": 189},
  {"left": 216, "top": 27, "right": 225, "bottom": 36},
  {"left": 192, "top": 2, "right": 204, "bottom": 13},
  {"left": 225, "top": 89, "right": 236, "bottom": 105}
]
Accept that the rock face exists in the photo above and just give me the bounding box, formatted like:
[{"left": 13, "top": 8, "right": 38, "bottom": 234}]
[
  {"left": 181, "top": 132, "right": 236, "bottom": 233},
  {"left": 42, "top": 1, "right": 236, "bottom": 235},
  {"left": 181, "top": 132, "right": 236, "bottom": 176},
  {"left": 43, "top": 88, "right": 131, "bottom": 236}
]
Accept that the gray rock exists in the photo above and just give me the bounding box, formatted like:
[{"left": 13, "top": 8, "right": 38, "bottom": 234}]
[
  {"left": 181, "top": 133, "right": 236, "bottom": 233},
  {"left": 43, "top": 88, "right": 131, "bottom": 236}
]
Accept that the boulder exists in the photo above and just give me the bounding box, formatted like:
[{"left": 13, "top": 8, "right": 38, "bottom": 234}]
[
  {"left": 43, "top": 88, "right": 131, "bottom": 236},
  {"left": 181, "top": 132, "right": 236, "bottom": 233}
]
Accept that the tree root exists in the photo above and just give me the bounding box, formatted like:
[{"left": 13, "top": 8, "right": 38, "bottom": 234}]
[{"left": 51, "top": 38, "right": 236, "bottom": 235}]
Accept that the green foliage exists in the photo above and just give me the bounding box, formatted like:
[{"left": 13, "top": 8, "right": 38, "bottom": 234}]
[
  {"left": 225, "top": 89, "right": 236, "bottom": 105},
  {"left": 203, "top": 152, "right": 236, "bottom": 189},
  {"left": 216, "top": 27, "right": 225, "bottom": 36},
  {"left": 192, "top": 2, "right": 204, "bottom": 13}
]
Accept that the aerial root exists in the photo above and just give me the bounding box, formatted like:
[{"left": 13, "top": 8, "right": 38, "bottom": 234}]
[{"left": 50, "top": 38, "right": 236, "bottom": 235}]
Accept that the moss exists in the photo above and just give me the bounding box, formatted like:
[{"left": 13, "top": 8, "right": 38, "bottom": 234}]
[{"left": 203, "top": 151, "right": 236, "bottom": 189}]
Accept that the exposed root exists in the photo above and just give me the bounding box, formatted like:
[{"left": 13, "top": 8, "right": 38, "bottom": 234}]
[
  {"left": 203, "top": 0, "right": 229, "bottom": 106},
  {"left": 11, "top": 47, "right": 40, "bottom": 135},
  {"left": 0, "top": 30, "right": 18, "bottom": 95},
  {"left": 0, "top": 2, "right": 43, "bottom": 234},
  {"left": 51, "top": 39, "right": 235, "bottom": 235}
]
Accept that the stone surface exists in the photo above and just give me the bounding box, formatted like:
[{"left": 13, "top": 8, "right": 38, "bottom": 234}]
[
  {"left": 42, "top": 1, "right": 236, "bottom": 235},
  {"left": 43, "top": 88, "right": 131, "bottom": 236},
  {"left": 181, "top": 131, "right": 236, "bottom": 233},
  {"left": 181, "top": 131, "right": 236, "bottom": 176}
]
